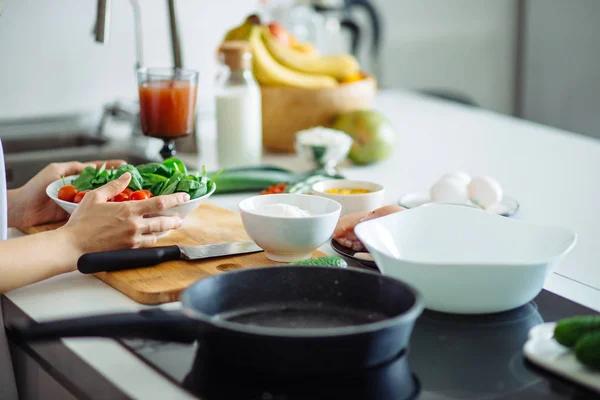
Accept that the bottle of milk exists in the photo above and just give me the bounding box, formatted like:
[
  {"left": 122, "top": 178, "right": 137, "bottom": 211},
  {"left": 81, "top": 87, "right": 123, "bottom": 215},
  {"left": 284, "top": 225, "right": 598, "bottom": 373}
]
[{"left": 215, "top": 42, "right": 262, "bottom": 168}]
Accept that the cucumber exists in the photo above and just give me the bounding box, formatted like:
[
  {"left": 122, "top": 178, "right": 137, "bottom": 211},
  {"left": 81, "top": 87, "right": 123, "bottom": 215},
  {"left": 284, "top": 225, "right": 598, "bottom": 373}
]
[
  {"left": 207, "top": 167, "right": 296, "bottom": 194},
  {"left": 208, "top": 165, "right": 290, "bottom": 175},
  {"left": 554, "top": 315, "right": 600, "bottom": 347},
  {"left": 290, "top": 256, "right": 348, "bottom": 268},
  {"left": 575, "top": 331, "right": 600, "bottom": 369},
  {"left": 205, "top": 165, "right": 344, "bottom": 195}
]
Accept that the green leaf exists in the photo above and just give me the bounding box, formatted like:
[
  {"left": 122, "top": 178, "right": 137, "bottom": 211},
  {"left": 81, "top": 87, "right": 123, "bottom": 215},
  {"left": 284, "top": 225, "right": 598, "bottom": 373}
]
[
  {"left": 190, "top": 184, "right": 208, "bottom": 199},
  {"left": 160, "top": 172, "right": 184, "bottom": 195},
  {"left": 140, "top": 173, "right": 168, "bottom": 189},
  {"left": 76, "top": 181, "right": 94, "bottom": 191},
  {"left": 176, "top": 177, "right": 201, "bottom": 193},
  {"left": 163, "top": 158, "right": 187, "bottom": 176},
  {"left": 96, "top": 162, "right": 106, "bottom": 178},
  {"left": 150, "top": 181, "right": 165, "bottom": 197},
  {"left": 116, "top": 164, "right": 144, "bottom": 191},
  {"left": 137, "top": 163, "right": 172, "bottom": 178},
  {"left": 72, "top": 166, "right": 97, "bottom": 191},
  {"left": 210, "top": 167, "right": 226, "bottom": 183}
]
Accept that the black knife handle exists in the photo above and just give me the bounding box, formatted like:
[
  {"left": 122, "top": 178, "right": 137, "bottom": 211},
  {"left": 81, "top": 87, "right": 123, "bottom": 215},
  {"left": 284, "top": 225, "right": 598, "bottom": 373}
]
[{"left": 77, "top": 246, "right": 181, "bottom": 274}]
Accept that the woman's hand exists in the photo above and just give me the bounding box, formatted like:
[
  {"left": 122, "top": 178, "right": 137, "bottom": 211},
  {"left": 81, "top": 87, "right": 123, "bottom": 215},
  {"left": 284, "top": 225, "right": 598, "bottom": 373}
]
[
  {"left": 8, "top": 160, "right": 125, "bottom": 229},
  {"left": 0, "top": 172, "right": 190, "bottom": 293},
  {"left": 60, "top": 173, "right": 189, "bottom": 256}
]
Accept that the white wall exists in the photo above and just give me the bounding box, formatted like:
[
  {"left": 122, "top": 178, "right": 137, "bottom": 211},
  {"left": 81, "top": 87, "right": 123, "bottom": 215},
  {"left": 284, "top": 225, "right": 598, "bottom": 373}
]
[
  {"left": 522, "top": 0, "right": 600, "bottom": 139},
  {"left": 0, "top": 0, "right": 256, "bottom": 120},
  {"left": 373, "top": 0, "right": 518, "bottom": 115},
  {"left": 0, "top": 0, "right": 518, "bottom": 121}
]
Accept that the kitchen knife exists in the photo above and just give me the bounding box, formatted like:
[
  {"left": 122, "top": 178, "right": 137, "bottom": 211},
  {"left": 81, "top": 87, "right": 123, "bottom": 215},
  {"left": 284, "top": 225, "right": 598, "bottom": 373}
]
[{"left": 77, "top": 241, "right": 263, "bottom": 274}]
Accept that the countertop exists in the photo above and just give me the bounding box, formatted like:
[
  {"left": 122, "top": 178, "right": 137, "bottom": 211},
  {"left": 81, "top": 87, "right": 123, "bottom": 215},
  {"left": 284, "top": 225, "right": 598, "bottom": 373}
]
[{"left": 5, "top": 89, "right": 600, "bottom": 399}]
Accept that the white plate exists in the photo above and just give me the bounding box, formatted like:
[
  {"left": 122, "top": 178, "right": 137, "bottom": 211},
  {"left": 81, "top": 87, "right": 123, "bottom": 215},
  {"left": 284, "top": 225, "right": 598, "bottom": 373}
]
[
  {"left": 398, "top": 191, "right": 520, "bottom": 217},
  {"left": 524, "top": 322, "right": 600, "bottom": 393}
]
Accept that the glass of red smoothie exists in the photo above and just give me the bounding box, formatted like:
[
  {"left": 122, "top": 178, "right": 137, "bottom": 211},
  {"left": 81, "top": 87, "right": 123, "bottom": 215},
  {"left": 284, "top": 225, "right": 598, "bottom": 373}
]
[{"left": 137, "top": 68, "right": 199, "bottom": 159}]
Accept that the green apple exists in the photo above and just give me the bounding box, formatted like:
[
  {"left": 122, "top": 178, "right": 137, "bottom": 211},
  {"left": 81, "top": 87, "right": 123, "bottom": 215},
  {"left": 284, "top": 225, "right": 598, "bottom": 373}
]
[{"left": 332, "top": 110, "right": 396, "bottom": 165}]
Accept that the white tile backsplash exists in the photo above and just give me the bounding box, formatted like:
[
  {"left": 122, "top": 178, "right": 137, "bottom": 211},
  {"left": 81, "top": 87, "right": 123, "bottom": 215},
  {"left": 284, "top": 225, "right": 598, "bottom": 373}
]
[
  {"left": 0, "top": 0, "right": 517, "bottom": 123},
  {"left": 0, "top": 0, "right": 257, "bottom": 120}
]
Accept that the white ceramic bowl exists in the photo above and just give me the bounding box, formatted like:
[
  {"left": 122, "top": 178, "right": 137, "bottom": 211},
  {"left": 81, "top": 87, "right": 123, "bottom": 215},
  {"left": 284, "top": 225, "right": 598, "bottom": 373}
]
[
  {"left": 46, "top": 175, "right": 216, "bottom": 237},
  {"left": 354, "top": 204, "right": 577, "bottom": 314},
  {"left": 239, "top": 194, "right": 341, "bottom": 262},
  {"left": 311, "top": 180, "right": 385, "bottom": 216}
]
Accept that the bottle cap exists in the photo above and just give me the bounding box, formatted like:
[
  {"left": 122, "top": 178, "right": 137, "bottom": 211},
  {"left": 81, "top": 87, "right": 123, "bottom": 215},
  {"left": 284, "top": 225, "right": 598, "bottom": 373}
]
[{"left": 218, "top": 41, "right": 252, "bottom": 71}]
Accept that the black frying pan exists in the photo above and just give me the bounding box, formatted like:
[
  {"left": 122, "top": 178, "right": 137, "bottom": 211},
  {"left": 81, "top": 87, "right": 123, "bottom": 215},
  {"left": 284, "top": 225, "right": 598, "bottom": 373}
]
[{"left": 9, "top": 266, "right": 423, "bottom": 373}]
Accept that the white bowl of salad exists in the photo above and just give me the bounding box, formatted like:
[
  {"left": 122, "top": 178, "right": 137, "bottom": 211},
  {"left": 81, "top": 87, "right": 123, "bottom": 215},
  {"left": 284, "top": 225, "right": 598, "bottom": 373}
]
[{"left": 46, "top": 158, "right": 219, "bottom": 227}]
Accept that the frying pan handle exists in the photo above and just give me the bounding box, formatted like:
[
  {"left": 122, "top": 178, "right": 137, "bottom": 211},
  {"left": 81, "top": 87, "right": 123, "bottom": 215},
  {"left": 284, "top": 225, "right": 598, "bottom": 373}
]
[
  {"left": 9, "top": 308, "right": 198, "bottom": 343},
  {"left": 77, "top": 245, "right": 181, "bottom": 274}
]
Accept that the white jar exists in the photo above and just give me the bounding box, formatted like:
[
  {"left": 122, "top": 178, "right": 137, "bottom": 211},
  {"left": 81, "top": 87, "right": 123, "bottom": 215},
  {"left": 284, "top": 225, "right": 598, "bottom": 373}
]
[{"left": 215, "top": 42, "right": 262, "bottom": 168}]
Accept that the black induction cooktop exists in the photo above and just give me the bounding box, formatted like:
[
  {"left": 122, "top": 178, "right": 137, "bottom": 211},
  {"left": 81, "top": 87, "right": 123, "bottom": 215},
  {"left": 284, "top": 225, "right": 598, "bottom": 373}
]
[{"left": 119, "top": 290, "right": 599, "bottom": 400}]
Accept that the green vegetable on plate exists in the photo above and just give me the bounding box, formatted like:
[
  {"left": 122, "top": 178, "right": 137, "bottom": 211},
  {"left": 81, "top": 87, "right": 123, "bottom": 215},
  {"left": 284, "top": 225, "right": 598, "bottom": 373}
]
[
  {"left": 289, "top": 256, "right": 348, "bottom": 268},
  {"left": 67, "top": 158, "right": 219, "bottom": 201},
  {"left": 574, "top": 331, "right": 600, "bottom": 370},
  {"left": 554, "top": 315, "right": 600, "bottom": 347},
  {"left": 553, "top": 315, "right": 600, "bottom": 370}
]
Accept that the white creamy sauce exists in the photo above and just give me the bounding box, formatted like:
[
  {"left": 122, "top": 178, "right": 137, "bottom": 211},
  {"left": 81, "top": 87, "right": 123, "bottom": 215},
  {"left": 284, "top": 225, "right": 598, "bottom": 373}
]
[{"left": 254, "top": 203, "right": 314, "bottom": 218}]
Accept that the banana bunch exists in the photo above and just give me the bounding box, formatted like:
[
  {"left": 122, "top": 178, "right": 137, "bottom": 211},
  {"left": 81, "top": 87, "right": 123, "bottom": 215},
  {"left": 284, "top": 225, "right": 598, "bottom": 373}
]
[
  {"left": 250, "top": 26, "right": 338, "bottom": 89},
  {"left": 223, "top": 15, "right": 258, "bottom": 41},
  {"left": 260, "top": 26, "right": 359, "bottom": 81},
  {"left": 221, "top": 16, "right": 363, "bottom": 89}
]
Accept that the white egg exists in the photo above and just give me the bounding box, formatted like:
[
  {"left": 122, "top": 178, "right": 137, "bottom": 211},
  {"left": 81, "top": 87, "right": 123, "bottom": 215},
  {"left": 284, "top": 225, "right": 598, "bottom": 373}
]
[
  {"left": 440, "top": 171, "right": 472, "bottom": 186},
  {"left": 467, "top": 176, "right": 503, "bottom": 208},
  {"left": 430, "top": 178, "right": 470, "bottom": 204}
]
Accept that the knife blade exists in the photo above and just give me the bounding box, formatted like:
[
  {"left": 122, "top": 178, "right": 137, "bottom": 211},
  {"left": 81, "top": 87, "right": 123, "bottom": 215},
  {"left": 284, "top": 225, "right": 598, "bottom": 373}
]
[{"left": 77, "top": 241, "right": 263, "bottom": 274}]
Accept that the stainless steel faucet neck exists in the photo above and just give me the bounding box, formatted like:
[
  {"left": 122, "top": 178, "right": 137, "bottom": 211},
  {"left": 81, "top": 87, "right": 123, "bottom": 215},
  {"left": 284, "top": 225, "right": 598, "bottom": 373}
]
[
  {"left": 167, "top": 0, "right": 183, "bottom": 69},
  {"left": 94, "top": 0, "right": 111, "bottom": 43}
]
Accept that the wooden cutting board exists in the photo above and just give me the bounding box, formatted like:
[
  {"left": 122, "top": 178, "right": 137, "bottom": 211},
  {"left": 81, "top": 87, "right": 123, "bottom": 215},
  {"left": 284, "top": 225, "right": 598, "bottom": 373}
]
[{"left": 23, "top": 202, "right": 325, "bottom": 304}]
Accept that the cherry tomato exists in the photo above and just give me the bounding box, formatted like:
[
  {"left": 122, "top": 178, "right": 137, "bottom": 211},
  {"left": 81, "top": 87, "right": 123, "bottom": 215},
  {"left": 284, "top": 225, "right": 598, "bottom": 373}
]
[
  {"left": 110, "top": 192, "right": 129, "bottom": 202},
  {"left": 122, "top": 188, "right": 134, "bottom": 196},
  {"left": 58, "top": 185, "right": 78, "bottom": 202},
  {"left": 73, "top": 190, "right": 89, "bottom": 204},
  {"left": 129, "top": 190, "right": 148, "bottom": 201},
  {"left": 141, "top": 190, "right": 153, "bottom": 198}
]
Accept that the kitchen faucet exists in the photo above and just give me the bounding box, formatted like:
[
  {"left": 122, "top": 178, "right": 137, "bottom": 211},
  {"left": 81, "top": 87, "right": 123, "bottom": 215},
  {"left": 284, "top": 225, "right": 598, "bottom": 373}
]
[
  {"left": 94, "top": 0, "right": 185, "bottom": 136},
  {"left": 93, "top": 0, "right": 110, "bottom": 44}
]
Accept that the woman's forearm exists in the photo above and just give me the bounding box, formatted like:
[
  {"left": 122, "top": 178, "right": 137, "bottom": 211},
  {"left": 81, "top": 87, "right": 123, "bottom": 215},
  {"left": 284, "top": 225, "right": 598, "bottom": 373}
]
[
  {"left": 0, "top": 228, "right": 80, "bottom": 293},
  {"left": 7, "top": 189, "right": 24, "bottom": 228}
]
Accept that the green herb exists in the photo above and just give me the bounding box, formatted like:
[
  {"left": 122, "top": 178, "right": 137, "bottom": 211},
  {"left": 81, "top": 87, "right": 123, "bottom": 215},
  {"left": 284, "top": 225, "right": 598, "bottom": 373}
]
[
  {"left": 62, "top": 158, "right": 215, "bottom": 200},
  {"left": 140, "top": 173, "right": 169, "bottom": 189},
  {"left": 96, "top": 162, "right": 106, "bottom": 177},
  {"left": 71, "top": 166, "right": 97, "bottom": 191},
  {"left": 115, "top": 164, "right": 144, "bottom": 191},
  {"left": 160, "top": 172, "right": 185, "bottom": 195},
  {"left": 150, "top": 181, "right": 165, "bottom": 197},
  {"left": 210, "top": 167, "right": 226, "bottom": 183},
  {"left": 136, "top": 163, "right": 172, "bottom": 178},
  {"left": 163, "top": 158, "right": 187, "bottom": 176},
  {"left": 190, "top": 183, "right": 209, "bottom": 199},
  {"left": 176, "top": 177, "right": 201, "bottom": 193}
]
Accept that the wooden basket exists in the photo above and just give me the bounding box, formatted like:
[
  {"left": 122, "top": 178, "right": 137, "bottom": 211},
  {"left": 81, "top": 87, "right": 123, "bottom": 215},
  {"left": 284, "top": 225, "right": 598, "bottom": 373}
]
[{"left": 260, "top": 76, "right": 376, "bottom": 152}]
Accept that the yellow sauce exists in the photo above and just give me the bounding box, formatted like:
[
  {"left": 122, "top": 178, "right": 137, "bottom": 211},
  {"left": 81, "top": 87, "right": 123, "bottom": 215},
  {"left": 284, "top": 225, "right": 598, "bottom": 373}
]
[{"left": 326, "top": 188, "right": 372, "bottom": 195}]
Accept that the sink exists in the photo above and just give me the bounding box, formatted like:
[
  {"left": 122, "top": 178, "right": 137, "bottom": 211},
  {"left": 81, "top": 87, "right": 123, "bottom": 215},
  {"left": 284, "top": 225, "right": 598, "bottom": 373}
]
[
  {"left": 4, "top": 142, "right": 159, "bottom": 189},
  {"left": 2, "top": 134, "right": 108, "bottom": 154}
]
